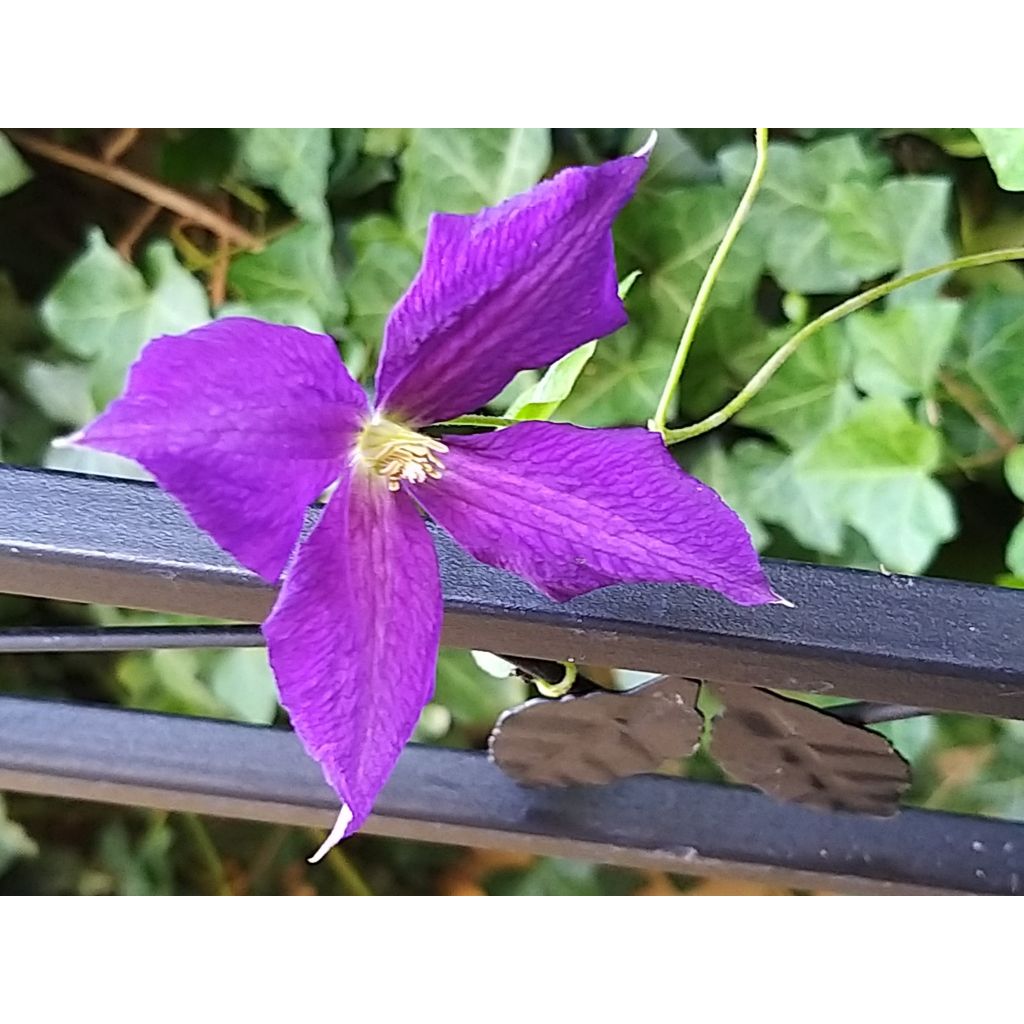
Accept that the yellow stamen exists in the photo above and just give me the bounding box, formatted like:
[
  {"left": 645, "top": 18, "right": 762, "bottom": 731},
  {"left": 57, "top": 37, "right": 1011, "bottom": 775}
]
[{"left": 355, "top": 416, "right": 447, "bottom": 491}]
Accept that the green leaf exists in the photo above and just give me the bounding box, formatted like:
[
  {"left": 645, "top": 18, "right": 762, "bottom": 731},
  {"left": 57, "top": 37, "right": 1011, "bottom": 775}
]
[
  {"left": 720, "top": 135, "right": 885, "bottom": 293},
  {"left": 0, "top": 131, "right": 31, "bottom": 197},
  {"left": 1005, "top": 445, "right": 1024, "bottom": 501},
  {"left": 731, "top": 438, "right": 847, "bottom": 555},
  {"left": 718, "top": 136, "right": 953, "bottom": 299},
  {"left": 343, "top": 215, "right": 421, "bottom": 353},
  {"left": 41, "top": 230, "right": 209, "bottom": 408},
  {"left": 847, "top": 300, "right": 961, "bottom": 399},
  {"left": 363, "top": 128, "right": 408, "bottom": 158},
  {"left": 0, "top": 795, "right": 37, "bottom": 877},
  {"left": 825, "top": 178, "right": 952, "bottom": 297},
  {"left": 616, "top": 185, "right": 763, "bottom": 349},
  {"left": 227, "top": 222, "right": 345, "bottom": 333},
  {"left": 208, "top": 648, "right": 279, "bottom": 725},
  {"left": 736, "top": 324, "right": 858, "bottom": 449},
  {"left": 973, "top": 129, "right": 1024, "bottom": 190},
  {"left": 950, "top": 295, "right": 1024, "bottom": 435},
  {"left": 1006, "top": 520, "right": 1024, "bottom": 576},
  {"left": 506, "top": 341, "right": 596, "bottom": 421},
  {"left": 555, "top": 324, "right": 668, "bottom": 427},
  {"left": 236, "top": 128, "right": 332, "bottom": 222},
  {"left": 794, "top": 398, "right": 957, "bottom": 572},
  {"left": 624, "top": 127, "right": 714, "bottom": 189},
  {"left": 884, "top": 178, "right": 954, "bottom": 303},
  {"left": 507, "top": 271, "right": 641, "bottom": 421},
  {"left": 397, "top": 128, "right": 551, "bottom": 230},
  {"left": 825, "top": 181, "right": 902, "bottom": 280},
  {"left": 161, "top": 129, "right": 238, "bottom": 188}
]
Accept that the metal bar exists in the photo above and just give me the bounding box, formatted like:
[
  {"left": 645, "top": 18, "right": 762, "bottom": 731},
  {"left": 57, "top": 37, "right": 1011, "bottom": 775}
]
[
  {"left": 1, "top": 695, "right": 1021, "bottom": 895},
  {"left": 0, "top": 623, "right": 930, "bottom": 726},
  {"left": 0, "top": 625, "right": 263, "bottom": 653},
  {"left": 2, "top": 465, "right": 1024, "bottom": 717}
]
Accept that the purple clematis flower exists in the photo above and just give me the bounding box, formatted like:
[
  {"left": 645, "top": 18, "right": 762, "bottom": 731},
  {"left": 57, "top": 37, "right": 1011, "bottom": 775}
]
[{"left": 71, "top": 144, "right": 778, "bottom": 860}]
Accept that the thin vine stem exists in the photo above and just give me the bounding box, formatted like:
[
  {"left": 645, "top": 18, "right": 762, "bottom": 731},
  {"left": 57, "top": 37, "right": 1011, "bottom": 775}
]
[
  {"left": 663, "top": 246, "right": 1024, "bottom": 446},
  {"left": 649, "top": 127, "right": 770, "bottom": 435}
]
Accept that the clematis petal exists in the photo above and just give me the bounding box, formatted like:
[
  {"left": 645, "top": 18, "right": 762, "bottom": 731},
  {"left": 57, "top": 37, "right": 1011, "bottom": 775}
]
[
  {"left": 263, "top": 468, "right": 442, "bottom": 856},
  {"left": 410, "top": 421, "right": 777, "bottom": 605},
  {"left": 374, "top": 153, "right": 648, "bottom": 426},
  {"left": 73, "top": 318, "right": 369, "bottom": 582}
]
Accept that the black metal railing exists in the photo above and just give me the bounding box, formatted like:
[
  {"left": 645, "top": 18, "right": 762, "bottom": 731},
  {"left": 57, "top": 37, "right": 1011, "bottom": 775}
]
[{"left": 2, "top": 463, "right": 1023, "bottom": 894}]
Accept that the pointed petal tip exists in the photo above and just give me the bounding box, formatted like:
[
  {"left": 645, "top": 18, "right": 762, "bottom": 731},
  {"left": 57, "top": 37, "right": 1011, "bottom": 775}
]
[
  {"left": 633, "top": 130, "right": 658, "bottom": 159},
  {"left": 307, "top": 803, "right": 355, "bottom": 864},
  {"left": 51, "top": 429, "right": 85, "bottom": 450},
  {"left": 773, "top": 593, "right": 796, "bottom": 609}
]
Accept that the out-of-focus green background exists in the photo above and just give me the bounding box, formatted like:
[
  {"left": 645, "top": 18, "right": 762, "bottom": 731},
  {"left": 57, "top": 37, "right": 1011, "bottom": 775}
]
[{"left": 1, "top": 128, "right": 1023, "bottom": 895}]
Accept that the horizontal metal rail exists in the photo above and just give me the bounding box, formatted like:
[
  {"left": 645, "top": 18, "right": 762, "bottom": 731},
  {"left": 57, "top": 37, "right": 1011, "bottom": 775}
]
[
  {"left": 1, "top": 695, "right": 1021, "bottom": 895},
  {"left": 2, "top": 465, "right": 1024, "bottom": 718}
]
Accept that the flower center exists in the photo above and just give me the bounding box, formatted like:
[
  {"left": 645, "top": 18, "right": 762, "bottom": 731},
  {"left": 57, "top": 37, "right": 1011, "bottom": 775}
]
[{"left": 355, "top": 417, "right": 447, "bottom": 491}]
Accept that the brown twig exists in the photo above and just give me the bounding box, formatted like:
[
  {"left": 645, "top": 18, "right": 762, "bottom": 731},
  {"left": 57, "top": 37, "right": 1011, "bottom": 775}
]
[
  {"left": 207, "top": 196, "right": 232, "bottom": 307},
  {"left": 115, "top": 201, "right": 161, "bottom": 260},
  {"left": 101, "top": 127, "right": 140, "bottom": 163},
  {"left": 938, "top": 370, "right": 1018, "bottom": 455},
  {"left": 8, "top": 130, "right": 262, "bottom": 252}
]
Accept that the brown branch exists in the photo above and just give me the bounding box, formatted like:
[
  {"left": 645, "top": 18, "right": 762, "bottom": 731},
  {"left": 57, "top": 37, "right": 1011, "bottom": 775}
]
[
  {"left": 101, "top": 127, "right": 140, "bottom": 163},
  {"left": 207, "top": 197, "right": 231, "bottom": 307},
  {"left": 938, "top": 370, "right": 1018, "bottom": 455},
  {"left": 8, "top": 130, "right": 263, "bottom": 252},
  {"left": 115, "top": 201, "right": 161, "bottom": 260}
]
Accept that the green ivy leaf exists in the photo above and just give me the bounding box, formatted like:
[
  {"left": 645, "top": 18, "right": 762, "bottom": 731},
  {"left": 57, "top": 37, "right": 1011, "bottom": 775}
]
[
  {"left": 556, "top": 324, "right": 667, "bottom": 427},
  {"left": 794, "top": 398, "right": 957, "bottom": 571},
  {"left": 720, "top": 135, "right": 885, "bottom": 293},
  {"left": 731, "top": 438, "right": 847, "bottom": 555},
  {"left": 0, "top": 132, "right": 31, "bottom": 197},
  {"left": 208, "top": 648, "right": 279, "bottom": 725},
  {"left": 227, "top": 222, "right": 345, "bottom": 333},
  {"left": 884, "top": 178, "right": 953, "bottom": 303},
  {"left": 0, "top": 795, "right": 37, "bottom": 877},
  {"left": 41, "top": 230, "right": 209, "bottom": 407},
  {"left": 363, "top": 128, "right": 408, "bottom": 158},
  {"left": 343, "top": 215, "right": 421, "bottom": 354},
  {"left": 236, "top": 128, "right": 332, "bottom": 222},
  {"left": 1006, "top": 521, "right": 1024, "bottom": 576},
  {"left": 397, "top": 128, "right": 551, "bottom": 230},
  {"left": 950, "top": 295, "right": 1024, "bottom": 434},
  {"left": 616, "top": 185, "right": 763, "bottom": 350},
  {"left": 973, "top": 129, "right": 1024, "bottom": 191},
  {"left": 624, "top": 127, "right": 715, "bottom": 189},
  {"left": 736, "top": 324, "right": 858, "bottom": 449},
  {"left": 847, "top": 300, "right": 961, "bottom": 399},
  {"left": 1005, "top": 445, "right": 1024, "bottom": 500},
  {"left": 507, "top": 341, "right": 597, "bottom": 421}
]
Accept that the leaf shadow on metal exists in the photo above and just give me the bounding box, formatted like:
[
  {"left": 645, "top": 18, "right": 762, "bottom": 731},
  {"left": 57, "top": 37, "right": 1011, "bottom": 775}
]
[
  {"left": 706, "top": 683, "right": 910, "bottom": 816},
  {"left": 491, "top": 672, "right": 910, "bottom": 817},
  {"left": 489, "top": 676, "right": 702, "bottom": 786}
]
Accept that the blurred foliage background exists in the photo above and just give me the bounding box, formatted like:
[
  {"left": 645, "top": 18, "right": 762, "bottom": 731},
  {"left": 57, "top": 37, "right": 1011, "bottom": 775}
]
[{"left": 1, "top": 127, "right": 1023, "bottom": 895}]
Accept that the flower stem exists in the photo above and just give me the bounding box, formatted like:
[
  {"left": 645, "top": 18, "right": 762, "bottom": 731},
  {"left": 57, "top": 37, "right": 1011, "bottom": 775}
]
[
  {"left": 663, "top": 246, "right": 1024, "bottom": 446},
  {"left": 649, "top": 127, "right": 770, "bottom": 436}
]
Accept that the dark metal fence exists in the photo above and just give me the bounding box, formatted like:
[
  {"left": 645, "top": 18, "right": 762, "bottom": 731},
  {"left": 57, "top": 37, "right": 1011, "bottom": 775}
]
[{"left": 2, "top": 463, "right": 1023, "bottom": 894}]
